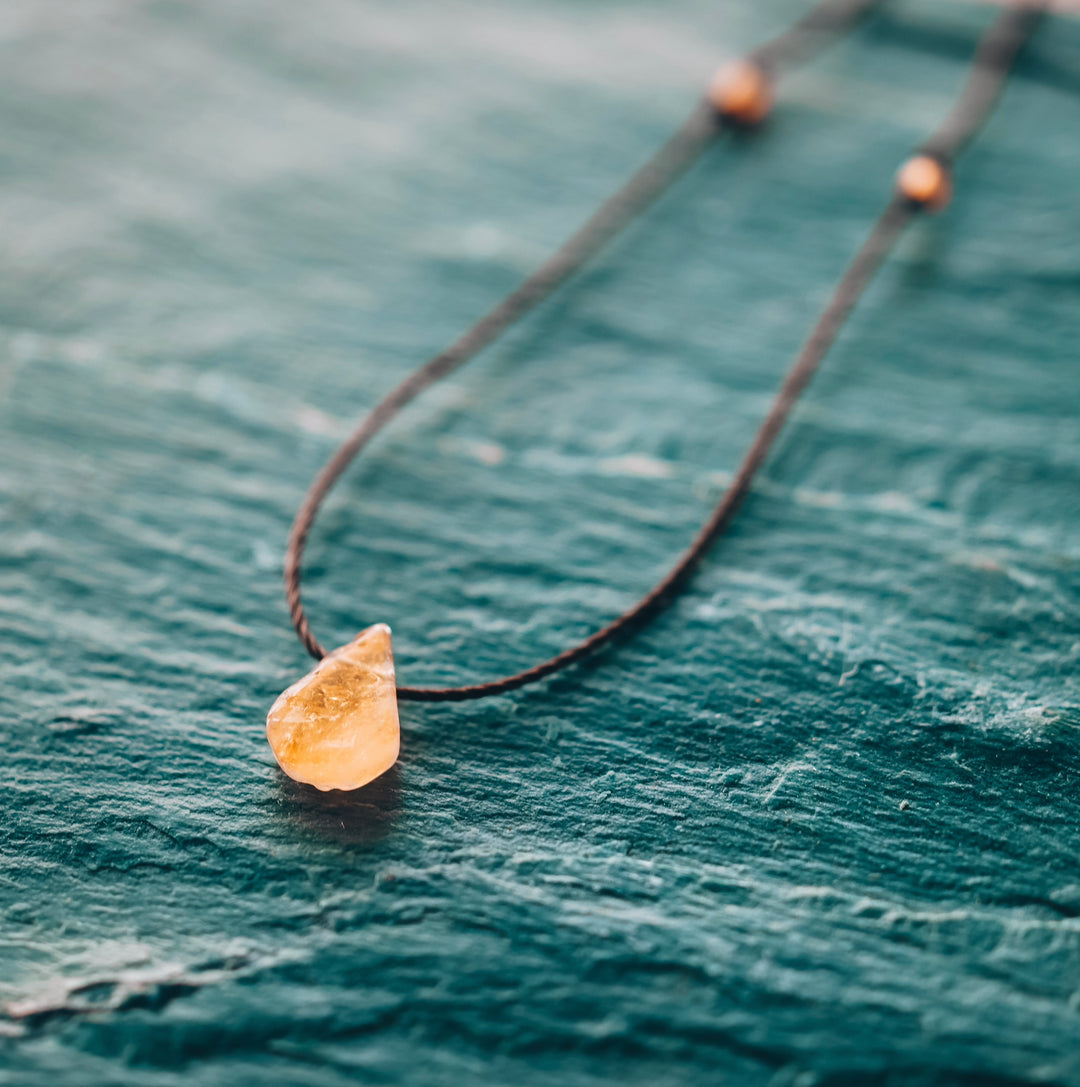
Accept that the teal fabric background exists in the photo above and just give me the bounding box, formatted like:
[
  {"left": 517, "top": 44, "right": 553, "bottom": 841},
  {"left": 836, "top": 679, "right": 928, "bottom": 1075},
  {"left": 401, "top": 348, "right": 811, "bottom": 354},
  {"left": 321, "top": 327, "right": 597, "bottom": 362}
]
[{"left": 2, "top": 1, "right": 1079, "bottom": 1083}]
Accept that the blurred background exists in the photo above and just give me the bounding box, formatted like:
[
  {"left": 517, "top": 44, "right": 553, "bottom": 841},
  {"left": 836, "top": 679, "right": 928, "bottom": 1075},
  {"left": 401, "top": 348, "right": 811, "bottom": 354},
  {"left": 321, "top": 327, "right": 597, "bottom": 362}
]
[{"left": 1, "top": 2, "right": 1079, "bottom": 1085}]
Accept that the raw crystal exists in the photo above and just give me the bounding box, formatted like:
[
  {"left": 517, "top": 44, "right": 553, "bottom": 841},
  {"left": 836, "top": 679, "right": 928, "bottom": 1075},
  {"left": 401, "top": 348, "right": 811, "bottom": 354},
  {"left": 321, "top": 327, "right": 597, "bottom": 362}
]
[{"left": 266, "top": 623, "right": 400, "bottom": 791}]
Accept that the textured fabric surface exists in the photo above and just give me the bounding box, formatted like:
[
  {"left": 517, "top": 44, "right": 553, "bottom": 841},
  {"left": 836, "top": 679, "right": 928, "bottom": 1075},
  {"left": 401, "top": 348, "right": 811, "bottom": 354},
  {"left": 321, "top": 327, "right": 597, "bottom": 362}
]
[{"left": 2, "top": 2, "right": 1079, "bottom": 1084}]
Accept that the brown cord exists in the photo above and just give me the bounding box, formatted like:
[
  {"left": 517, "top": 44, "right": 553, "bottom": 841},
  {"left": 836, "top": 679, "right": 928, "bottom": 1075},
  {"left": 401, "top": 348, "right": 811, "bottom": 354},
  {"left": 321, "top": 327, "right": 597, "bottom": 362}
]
[{"left": 284, "top": 2, "right": 1039, "bottom": 702}]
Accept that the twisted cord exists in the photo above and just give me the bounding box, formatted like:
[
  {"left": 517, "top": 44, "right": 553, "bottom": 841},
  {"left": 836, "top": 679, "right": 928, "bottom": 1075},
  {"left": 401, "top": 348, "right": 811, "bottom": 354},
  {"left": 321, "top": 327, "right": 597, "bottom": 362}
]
[{"left": 285, "top": 1, "right": 1038, "bottom": 701}]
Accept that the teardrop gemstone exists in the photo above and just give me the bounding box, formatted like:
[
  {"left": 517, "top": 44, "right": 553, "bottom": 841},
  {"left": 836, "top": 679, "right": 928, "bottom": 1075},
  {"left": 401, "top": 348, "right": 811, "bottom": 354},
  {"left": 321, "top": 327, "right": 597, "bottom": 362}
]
[{"left": 266, "top": 623, "right": 400, "bottom": 791}]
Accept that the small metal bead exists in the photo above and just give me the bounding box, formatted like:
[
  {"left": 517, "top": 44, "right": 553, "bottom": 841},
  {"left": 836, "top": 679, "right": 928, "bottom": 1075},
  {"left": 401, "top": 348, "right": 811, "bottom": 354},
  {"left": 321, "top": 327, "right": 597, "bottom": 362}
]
[
  {"left": 896, "top": 154, "right": 953, "bottom": 211},
  {"left": 708, "top": 60, "right": 773, "bottom": 127}
]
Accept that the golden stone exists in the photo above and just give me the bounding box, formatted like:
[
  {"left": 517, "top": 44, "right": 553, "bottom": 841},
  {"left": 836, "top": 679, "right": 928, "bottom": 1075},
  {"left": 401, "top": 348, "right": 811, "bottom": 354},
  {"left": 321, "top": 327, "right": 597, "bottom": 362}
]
[{"left": 266, "top": 623, "right": 400, "bottom": 791}]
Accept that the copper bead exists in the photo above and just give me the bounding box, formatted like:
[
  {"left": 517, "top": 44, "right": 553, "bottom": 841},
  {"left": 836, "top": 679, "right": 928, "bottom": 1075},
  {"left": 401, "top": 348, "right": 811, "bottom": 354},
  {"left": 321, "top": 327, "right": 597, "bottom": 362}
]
[
  {"left": 709, "top": 61, "right": 773, "bottom": 127},
  {"left": 897, "top": 155, "right": 953, "bottom": 211}
]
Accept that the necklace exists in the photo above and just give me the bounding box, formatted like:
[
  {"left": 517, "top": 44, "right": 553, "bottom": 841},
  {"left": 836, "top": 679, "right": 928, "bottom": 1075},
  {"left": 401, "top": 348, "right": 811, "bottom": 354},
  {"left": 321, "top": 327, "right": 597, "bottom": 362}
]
[{"left": 266, "top": 1, "right": 1042, "bottom": 792}]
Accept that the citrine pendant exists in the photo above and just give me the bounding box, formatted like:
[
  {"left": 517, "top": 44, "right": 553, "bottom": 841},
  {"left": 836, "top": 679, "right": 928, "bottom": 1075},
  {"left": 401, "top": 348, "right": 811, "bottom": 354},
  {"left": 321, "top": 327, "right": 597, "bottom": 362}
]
[{"left": 266, "top": 623, "right": 400, "bottom": 791}]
